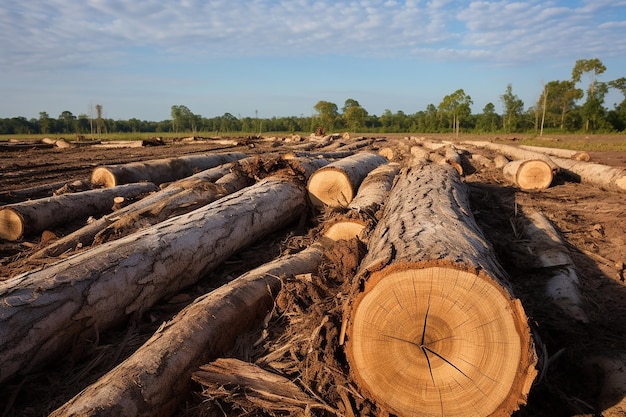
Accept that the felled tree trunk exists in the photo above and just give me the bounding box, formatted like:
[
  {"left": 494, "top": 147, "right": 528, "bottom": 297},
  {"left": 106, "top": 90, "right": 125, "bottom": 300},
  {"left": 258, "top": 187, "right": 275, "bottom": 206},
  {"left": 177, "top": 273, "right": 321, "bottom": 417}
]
[
  {"left": 90, "top": 152, "right": 246, "bottom": 187},
  {"left": 519, "top": 145, "right": 590, "bottom": 161},
  {"left": 0, "top": 177, "right": 306, "bottom": 384},
  {"left": 322, "top": 163, "right": 400, "bottom": 242},
  {"left": 307, "top": 152, "right": 388, "bottom": 209},
  {"left": 49, "top": 243, "right": 326, "bottom": 417},
  {"left": 521, "top": 210, "right": 588, "bottom": 322},
  {"left": 28, "top": 161, "right": 241, "bottom": 259},
  {"left": 343, "top": 162, "right": 537, "bottom": 417},
  {"left": 0, "top": 182, "right": 158, "bottom": 241},
  {"left": 463, "top": 140, "right": 559, "bottom": 171},
  {"left": 503, "top": 159, "right": 554, "bottom": 190},
  {"left": 551, "top": 156, "right": 626, "bottom": 193}
]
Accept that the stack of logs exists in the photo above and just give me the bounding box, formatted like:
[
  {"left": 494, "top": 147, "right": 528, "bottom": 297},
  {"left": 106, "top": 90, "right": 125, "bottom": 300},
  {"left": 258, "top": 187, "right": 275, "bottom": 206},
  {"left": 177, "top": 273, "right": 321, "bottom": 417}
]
[{"left": 1, "top": 136, "right": 625, "bottom": 417}]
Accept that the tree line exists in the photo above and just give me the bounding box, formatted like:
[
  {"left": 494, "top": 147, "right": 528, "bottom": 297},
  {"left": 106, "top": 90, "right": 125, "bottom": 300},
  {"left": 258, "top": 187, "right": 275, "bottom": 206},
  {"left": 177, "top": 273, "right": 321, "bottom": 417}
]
[{"left": 2, "top": 59, "right": 625, "bottom": 136}]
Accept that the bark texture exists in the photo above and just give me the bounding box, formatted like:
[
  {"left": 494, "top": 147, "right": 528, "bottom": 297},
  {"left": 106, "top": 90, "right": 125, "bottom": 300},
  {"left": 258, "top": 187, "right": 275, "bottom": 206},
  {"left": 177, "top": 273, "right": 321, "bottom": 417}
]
[
  {"left": 49, "top": 244, "right": 325, "bottom": 417},
  {"left": 344, "top": 162, "right": 537, "bottom": 417},
  {"left": 0, "top": 177, "right": 306, "bottom": 384},
  {"left": 90, "top": 152, "right": 246, "bottom": 187},
  {"left": 519, "top": 145, "right": 590, "bottom": 161},
  {"left": 551, "top": 156, "right": 626, "bottom": 193},
  {"left": 0, "top": 182, "right": 158, "bottom": 241}
]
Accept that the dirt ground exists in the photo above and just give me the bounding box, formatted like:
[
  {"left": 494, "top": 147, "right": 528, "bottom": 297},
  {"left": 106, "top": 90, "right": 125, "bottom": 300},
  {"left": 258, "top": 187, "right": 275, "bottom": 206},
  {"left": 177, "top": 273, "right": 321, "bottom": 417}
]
[{"left": 0, "top": 134, "right": 625, "bottom": 417}]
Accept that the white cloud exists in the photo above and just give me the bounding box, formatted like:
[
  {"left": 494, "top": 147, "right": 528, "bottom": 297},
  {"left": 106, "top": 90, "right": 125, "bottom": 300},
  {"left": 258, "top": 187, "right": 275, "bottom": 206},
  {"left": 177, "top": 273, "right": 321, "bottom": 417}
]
[{"left": 0, "top": 0, "right": 624, "bottom": 72}]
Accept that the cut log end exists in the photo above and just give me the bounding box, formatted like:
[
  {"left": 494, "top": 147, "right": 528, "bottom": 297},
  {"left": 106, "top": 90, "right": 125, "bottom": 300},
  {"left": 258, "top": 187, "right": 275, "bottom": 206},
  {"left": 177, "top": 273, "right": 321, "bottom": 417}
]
[
  {"left": 504, "top": 159, "right": 553, "bottom": 191},
  {"left": 0, "top": 208, "right": 24, "bottom": 241},
  {"left": 307, "top": 169, "right": 354, "bottom": 208},
  {"left": 347, "top": 264, "right": 536, "bottom": 417},
  {"left": 91, "top": 167, "right": 117, "bottom": 188},
  {"left": 322, "top": 219, "right": 367, "bottom": 242}
]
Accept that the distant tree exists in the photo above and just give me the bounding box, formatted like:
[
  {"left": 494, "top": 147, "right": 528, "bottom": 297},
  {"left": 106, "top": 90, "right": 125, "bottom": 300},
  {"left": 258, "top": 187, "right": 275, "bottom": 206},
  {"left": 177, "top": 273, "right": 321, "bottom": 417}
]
[
  {"left": 539, "top": 80, "right": 583, "bottom": 131},
  {"left": 58, "top": 111, "right": 76, "bottom": 133},
  {"left": 170, "top": 105, "right": 196, "bottom": 133},
  {"left": 476, "top": 103, "right": 499, "bottom": 132},
  {"left": 500, "top": 84, "right": 524, "bottom": 132},
  {"left": 95, "top": 104, "right": 104, "bottom": 137},
  {"left": 572, "top": 58, "right": 607, "bottom": 132},
  {"left": 342, "top": 99, "right": 368, "bottom": 132},
  {"left": 313, "top": 100, "right": 339, "bottom": 132},
  {"left": 438, "top": 89, "right": 472, "bottom": 136},
  {"left": 607, "top": 77, "right": 626, "bottom": 131},
  {"left": 39, "top": 111, "right": 52, "bottom": 134}
]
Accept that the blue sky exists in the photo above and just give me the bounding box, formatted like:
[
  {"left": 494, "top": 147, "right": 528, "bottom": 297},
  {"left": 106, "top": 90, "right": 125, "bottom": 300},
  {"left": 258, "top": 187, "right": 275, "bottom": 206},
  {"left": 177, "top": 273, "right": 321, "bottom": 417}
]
[{"left": 1, "top": 0, "right": 625, "bottom": 122}]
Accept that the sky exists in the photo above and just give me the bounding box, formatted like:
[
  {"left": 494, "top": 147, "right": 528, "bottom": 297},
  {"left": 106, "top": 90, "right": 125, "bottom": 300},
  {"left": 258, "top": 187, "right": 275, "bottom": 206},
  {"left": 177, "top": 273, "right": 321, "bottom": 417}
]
[{"left": 1, "top": 0, "right": 625, "bottom": 122}]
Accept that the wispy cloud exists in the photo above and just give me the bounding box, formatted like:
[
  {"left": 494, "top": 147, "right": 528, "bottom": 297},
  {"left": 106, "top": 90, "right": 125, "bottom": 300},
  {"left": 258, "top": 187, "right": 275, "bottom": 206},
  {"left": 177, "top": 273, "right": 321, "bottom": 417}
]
[{"left": 2, "top": 0, "right": 624, "bottom": 72}]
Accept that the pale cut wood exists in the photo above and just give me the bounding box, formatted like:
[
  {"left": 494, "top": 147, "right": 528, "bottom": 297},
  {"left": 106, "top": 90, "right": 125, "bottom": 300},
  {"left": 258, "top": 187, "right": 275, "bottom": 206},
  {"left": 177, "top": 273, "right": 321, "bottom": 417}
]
[
  {"left": 348, "top": 162, "right": 400, "bottom": 214},
  {"left": 92, "top": 140, "right": 145, "bottom": 148},
  {"left": 344, "top": 162, "right": 537, "bottom": 417},
  {"left": 493, "top": 153, "right": 510, "bottom": 169},
  {"left": 0, "top": 182, "right": 158, "bottom": 241},
  {"left": 503, "top": 159, "right": 554, "bottom": 190},
  {"left": 307, "top": 152, "right": 388, "bottom": 209},
  {"left": 91, "top": 152, "right": 246, "bottom": 187},
  {"left": 519, "top": 145, "right": 590, "bottom": 161},
  {"left": 550, "top": 156, "right": 626, "bottom": 193},
  {"left": 522, "top": 210, "right": 588, "bottom": 322},
  {"left": 49, "top": 243, "right": 326, "bottom": 417},
  {"left": 0, "top": 177, "right": 306, "bottom": 384}
]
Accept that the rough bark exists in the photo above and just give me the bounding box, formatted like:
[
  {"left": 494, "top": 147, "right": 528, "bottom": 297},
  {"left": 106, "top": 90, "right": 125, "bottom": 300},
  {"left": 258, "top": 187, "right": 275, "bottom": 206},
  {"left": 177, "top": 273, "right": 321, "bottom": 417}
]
[
  {"left": 503, "top": 159, "right": 554, "bottom": 190},
  {"left": 551, "top": 156, "right": 626, "bottom": 193},
  {"left": 343, "top": 162, "right": 537, "bottom": 417},
  {"left": 307, "top": 152, "right": 388, "bottom": 209},
  {"left": 28, "top": 161, "right": 241, "bottom": 259},
  {"left": 521, "top": 210, "right": 588, "bottom": 322},
  {"left": 0, "top": 177, "right": 306, "bottom": 384},
  {"left": 519, "top": 145, "right": 590, "bottom": 161},
  {"left": 49, "top": 244, "right": 326, "bottom": 417},
  {"left": 0, "top": 182, "right": 158, "bottom": 241},
  {"left": 90, "top": 152, "right": 246, "bottom": 187}
]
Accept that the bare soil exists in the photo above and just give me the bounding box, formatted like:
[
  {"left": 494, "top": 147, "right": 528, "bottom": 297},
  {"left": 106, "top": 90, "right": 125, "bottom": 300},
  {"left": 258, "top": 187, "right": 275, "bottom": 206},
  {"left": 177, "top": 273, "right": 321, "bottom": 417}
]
[{"left": 0, "top": 134, "right": 625, "bottom": 416}]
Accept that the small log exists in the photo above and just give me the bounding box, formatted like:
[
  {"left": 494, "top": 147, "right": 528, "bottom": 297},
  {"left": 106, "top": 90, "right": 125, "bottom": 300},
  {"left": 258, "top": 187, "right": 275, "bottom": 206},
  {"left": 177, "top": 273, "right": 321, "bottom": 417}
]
[
  {"left": 522, "top": 210, "right": 588, "bottom": 322},
  {"left": 307, "top": 152, "right": 388, "bottom": 209},
  {"left": 91, "top": 152, "right": 246, "bottom": 187},
  {"left": 0, "top": 179, "right": 89, "bottom": 204},
  {"left": 0, "top": 177, "right": 307, "bottom": 384},
  {"left": 503, "top": 159, "right": 554, "bottom": 190},
  {"left": 550, "top": 156, "right": 626, "bottom": 193},
  {"left": 493, "top": 153, "right": 510, "bottom": 169},
  {"left": 343, "top": 162, "right": 537, "bottom": 417},
  {"left": 49, "top": 243, "right": 326, "bottom": 417},
  {"left": 322, "top": 163, "right": 400, "bottom": 243},
  {"left": 519, "top": 145, "right": 590, "bottom": 161},
  {"left": 92, "top": 140, "right": 145, "bottom": 148},
  {"left": 444, "top": 145, "right": 464, "bottom": 175},
  {"left": 192, "top": 359, "right": 332, "bottom": 414},
  {"left": 0, "top": 182, "right": 158, "bottom": 241}
]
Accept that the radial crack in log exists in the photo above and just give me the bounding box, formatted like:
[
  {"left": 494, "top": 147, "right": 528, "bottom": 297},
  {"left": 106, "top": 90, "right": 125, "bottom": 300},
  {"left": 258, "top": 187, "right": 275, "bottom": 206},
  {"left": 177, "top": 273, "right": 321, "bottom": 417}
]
[{"left": 344, "top": 162, "right": 538, "bottom": 417}]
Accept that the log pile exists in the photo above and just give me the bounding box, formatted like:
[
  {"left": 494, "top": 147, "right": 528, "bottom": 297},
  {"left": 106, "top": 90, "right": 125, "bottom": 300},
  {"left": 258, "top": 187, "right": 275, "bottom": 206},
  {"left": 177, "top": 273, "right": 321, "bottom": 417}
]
[{"left": 1, "top": 136, "right": 624, "bottom": 417}]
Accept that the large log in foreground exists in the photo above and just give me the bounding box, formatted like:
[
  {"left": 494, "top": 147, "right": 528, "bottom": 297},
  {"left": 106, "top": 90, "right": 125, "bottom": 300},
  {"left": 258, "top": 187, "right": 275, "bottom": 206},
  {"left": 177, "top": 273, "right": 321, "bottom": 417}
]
[
  {"left": 343, "top": 163, "right": 537, "bottom": 417},
  {"left": 307, "top": 152, "right": 388, "bottom": 209},
  {"left": 0, "top": 182, "right": 158, "bottom": 241},
  {"left": 49, "top": 243, "right": 326, "bottom": 417},
  {"left": 0, "top": 177, "right": 306, "bottom": 384},
  {"left": 90, "top": 152, "right": 246, "bottom": 187}
]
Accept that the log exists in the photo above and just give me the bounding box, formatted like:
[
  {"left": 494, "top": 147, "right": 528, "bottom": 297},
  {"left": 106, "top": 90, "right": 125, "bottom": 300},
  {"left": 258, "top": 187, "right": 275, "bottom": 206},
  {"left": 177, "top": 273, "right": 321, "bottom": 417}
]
[
  {"left": 343, "top": 162, "right": 537, "bottom": 417},
  {"left": 0, "top": 182, "right": 158, "bottom": 241},
  {"left": 550, "top": 156, "right": 626, "bottom": 193},
  {"left": 521, "top": 210, "right": 588, "bottom": 322},
  {"left": 28, "top": 161, "right": 243, "bottom": 259},
  {"left": 0, "top": 176, "right": 306, "bottom": 384},
  {"left": 49, "top": 243, "right": 326, "bottom": 417},
  {"left": 463, "top": 140, "right": 559, "bottom": 171},
  {"left": 519, "top": 145, "right": 590, "bottom": 161},
  {"left": 90, "top": 152, "right": 246, "bottom": 187},
  {"left": 0, "top": 179, "right": 89, "bottom": 204},
  {"left": 503, "top": 159, "right": 554, "bottom": 190},
  {"left": 307, "top": 152, "right": 388, "bottom": 209},
  {"left": 322, "top": 163, "right": 400, "bottom": 242}
]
